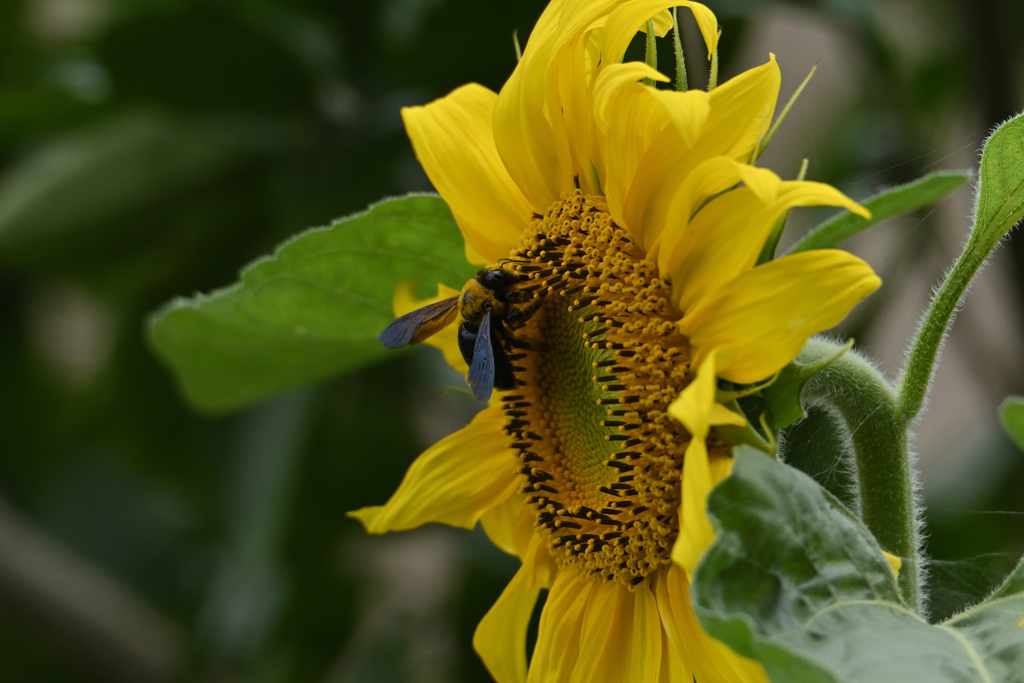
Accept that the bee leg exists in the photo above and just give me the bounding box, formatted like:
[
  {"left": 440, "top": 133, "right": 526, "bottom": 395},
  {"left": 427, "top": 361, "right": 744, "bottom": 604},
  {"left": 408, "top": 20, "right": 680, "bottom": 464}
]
[
  {"left": 499, "top": 326, "right": 544, "bottom": 351},
  {"left": 504, "top": 289, "right": 533, "bottom": 305},
  {"left": 504, "top": 296, "right": 546, "bottom": 328},
  {"left": 504, "top": 311, "right": 524, "bottom": 330}
]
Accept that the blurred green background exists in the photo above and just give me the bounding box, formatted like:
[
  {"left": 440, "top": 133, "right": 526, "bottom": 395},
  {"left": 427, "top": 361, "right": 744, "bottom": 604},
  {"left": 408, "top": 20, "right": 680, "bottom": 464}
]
[{"left": 0, "top": 0, "right": 1022, "bottom": 680}]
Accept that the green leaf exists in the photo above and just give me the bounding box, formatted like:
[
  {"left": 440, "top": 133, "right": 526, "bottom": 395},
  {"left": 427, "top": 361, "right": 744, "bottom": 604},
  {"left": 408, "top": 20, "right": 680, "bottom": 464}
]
[
  {"left": 762, "top": 338, "right": 852, "bottom": 430},
  {"left": 990, "top": 553, "right": 1024, "bottom": 601},
  {"left": 713, "top": 397, "right": 774, "bottom": 454},
  {"left": 775, "top": 405, "right": 858, "bottom": 510},
  {"left": 0, "top": 110, "right": 241, "bottom": 255},
  {"left": 999, "top": 396, "right": 1024, "bottom": 453},
  {"left": 928, "top": 554, "right": 1024, "bottom": 622},
  {"left": 786, "top": 170, "right": 971, "bottom": 255},
  {"left": 755, "top": 209, "right": 791, "bottom": 265},
  {"left": 974, "top": 112, "right": 1024, "bottom": 252},
  {"left": 693, "top": 449, "right": 1024, "bottom": 683},
  {"left": 148, "top": 194, "right": 475, "bottom": 413}
]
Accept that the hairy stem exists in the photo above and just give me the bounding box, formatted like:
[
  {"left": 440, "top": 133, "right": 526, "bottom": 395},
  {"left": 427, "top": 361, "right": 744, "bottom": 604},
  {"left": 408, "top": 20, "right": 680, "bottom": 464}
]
[
  {"left": 896, "top": 243, "right": 985, "bottom": 425},
  {"left": 643, "top": 19, "right": 657, "bottom": 87},
  {"left": 672, "top": 7, "right": 687, "bottom": 91},
  {"left": 796, "top": 339, "right": 923, "bottom": 613}
]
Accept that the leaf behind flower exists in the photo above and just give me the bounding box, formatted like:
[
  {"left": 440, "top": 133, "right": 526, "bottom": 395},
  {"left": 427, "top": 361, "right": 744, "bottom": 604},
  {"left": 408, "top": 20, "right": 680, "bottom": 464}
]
[
  {"left": 148, "top": 194, "right": 475, "bottom": 413},
  {"left": 787, "top": 170, "right": 971, "bottom": 255}
]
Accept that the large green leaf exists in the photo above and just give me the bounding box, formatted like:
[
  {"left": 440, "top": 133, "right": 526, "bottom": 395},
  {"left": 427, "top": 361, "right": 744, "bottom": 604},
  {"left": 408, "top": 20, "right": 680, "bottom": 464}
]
[
  {"left": 786, "top": 170, "right": 971, "bottom": 255},
  {"left": 148, "top": 194, "right": 475, "bottom": 413},
  {"left": 693, "top": 449, "right": 1024, "bottom": 683}
]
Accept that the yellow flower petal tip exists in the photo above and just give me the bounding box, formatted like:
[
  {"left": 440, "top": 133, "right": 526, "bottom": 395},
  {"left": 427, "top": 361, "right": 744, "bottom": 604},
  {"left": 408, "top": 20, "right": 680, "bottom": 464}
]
[
  {"left": 347, "top": 506, "right": 384, "bottom": 532},
  {"left": 882, "top": 550, "right": 902, "bottom": 579}
]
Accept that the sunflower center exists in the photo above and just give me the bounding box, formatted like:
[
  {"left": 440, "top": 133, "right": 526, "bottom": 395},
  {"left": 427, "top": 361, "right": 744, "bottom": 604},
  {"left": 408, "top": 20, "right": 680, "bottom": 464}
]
[{"left": 497, "top": 190, "right": 702, "bottom": 587}]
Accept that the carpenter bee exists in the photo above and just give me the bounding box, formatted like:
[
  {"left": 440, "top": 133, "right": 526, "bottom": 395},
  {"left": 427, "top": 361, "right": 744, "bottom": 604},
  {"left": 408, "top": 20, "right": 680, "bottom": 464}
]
[{"left": 377, "top": 266, "right": 538, "bottom": 402}]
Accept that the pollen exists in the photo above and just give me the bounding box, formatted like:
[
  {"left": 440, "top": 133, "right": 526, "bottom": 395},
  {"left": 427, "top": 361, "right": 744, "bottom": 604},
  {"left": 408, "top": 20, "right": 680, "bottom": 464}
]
[{"left": 496, "top": 190, "right": 726, "bottom": 588}]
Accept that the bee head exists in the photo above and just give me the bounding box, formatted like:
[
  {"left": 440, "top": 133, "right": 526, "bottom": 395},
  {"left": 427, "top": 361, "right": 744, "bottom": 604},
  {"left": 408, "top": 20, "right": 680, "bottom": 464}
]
[{"left": 476, "top": 265, "right": 520, "bottom": 292}]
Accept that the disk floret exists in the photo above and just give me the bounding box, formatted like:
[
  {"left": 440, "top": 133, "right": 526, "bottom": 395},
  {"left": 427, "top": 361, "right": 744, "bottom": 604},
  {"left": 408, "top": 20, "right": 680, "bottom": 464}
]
[{"left": 498, "top": 190, "right": 724, "bottom": 588}]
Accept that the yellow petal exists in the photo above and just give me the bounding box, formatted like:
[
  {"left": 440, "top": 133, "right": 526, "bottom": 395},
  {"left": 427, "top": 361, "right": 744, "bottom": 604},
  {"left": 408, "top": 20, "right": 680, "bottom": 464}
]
[
  {"left": 475, "top": 566, "right": 538, "bottom": 683},
  {"left": 662, "top": 173, "right": 870, "bottom": 314},
  {"left": 474, "top": 537, "right": 552, "bottom": 683},
  {"left": 548, "top": 0, "right": 620, "bottom": 57},
  {"left": 684, "top": 157, "right": 778, "bottom": 215},
  {"left": 623, "top": 55, "right": 780, "bottom": 235},
  {"left": 707, "top": 451, "right": 734, "bottom": 484},
  {"left": 527, "top": 572, "right": 594, "bottom": 683},
  {"left": 593, "top": 62, "right": 669, "bottom": 135},
  {"left": 661, "top": 189, "right": 765, "bottom": 310},
  {"left": 614, "top": 56, "right": 779, "bottom": 256},
  {"left": 528, "top": 575, "right": 664, "bottom": 683},
  {"left": 492, "top": 0, "right": 575, "bottom": 210},
  {"left": 604, "top": 88, "right": 710, "bottom": 251},
  {"left": 646, "top": 89, "right": 714, "bottom": 153},
  {"left": 649, "top": 157, "right": 768, "bottom": 269},
  {"left": 668, "top": 349, "right": 746, "bottom": 439},
  {"left": 572, "top": 581, "right": 620, "bottom": 681},
  {"left": 700, "top": 54, "right": 781, "bottom": 162},
  {"left": 639, "top": 7, "right": 675, "bottom": 37},
  {"left": 656, "top": 564, "right": 770, "bottom": 683},
  {"left": 348, "top": 406, "right": 517, "bottom": 533},
  {"left": 402, "top": 83, "right": 533, "bottom": 264},
  {"left": 480, "top": 491, "right": 536, "bottom": 559},
  {"left": 603, "top": 1, "right": 718, "bottom": 63},
  {"left": 774, "top": 179, "right": 872, "bottom": 218},
  {"left": 655, "top": 568, "right": 694, "bottom": 683},
  {"left": 883, "top": 551, "right": 902, "bottom": 579},
  {"left": 668, "top": 351, "right": 743, "bottom": 574},
  {"left": 493, "top": 0, "right": 721, "bottom": 220},
  {"left": 515, "top": 0, "right": 639, "bottom": 202},
  {"left": 672, "top": 444, "right": 736, "bottom": 574},
  {"left": 392, "top": 279, "right": 467, "bottom": 376},
  {"left": 657, "top": 623, "right": 693, "bottom": 683},
  {"left": 570, "top": 582, "right": 663, "bottom": 683},
  {"left": 618, "top": 55, "right": 780, "bottom": 234},
  {"left": 555, "top": 20, "right": 605, "bottom": 197},
  {"left": 681, "top": 250, "right": 881, "bottom": 384},
  {"left": 494, "top": 0, "right": 710, "bottom": 212},
  {"left": 600, "top": 81, "right": 676, "bottom": 246}
]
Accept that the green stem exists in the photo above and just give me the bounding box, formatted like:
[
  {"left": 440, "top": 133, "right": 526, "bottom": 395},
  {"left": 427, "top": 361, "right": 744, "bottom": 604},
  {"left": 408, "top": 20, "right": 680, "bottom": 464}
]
[
  {"left": 708, "top": 35, "right": 719, "bottom": 90},
  {"left": 672, "top": 7, "right": 687, "bottom": 91},
  {"left": 643, "top": 19, "right": 657, "bottom": 87},
  {"left": 753, "top": 64, "right": 816, "bottom": 161},
  {"left": 896, "top": 241, "right": 985, "bottom": 425},
  {"left": 795, "top": 339, "right": 922, "bottom": 613}
]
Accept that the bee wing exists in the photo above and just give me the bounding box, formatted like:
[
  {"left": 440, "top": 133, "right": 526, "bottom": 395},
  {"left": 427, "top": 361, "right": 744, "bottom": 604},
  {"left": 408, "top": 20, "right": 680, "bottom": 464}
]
[
  {"left": 377, "top": 295, "right": 459, "bottom": 349},
  {"left": 468, "top": 309, "right": 495, "bottom": 403}
]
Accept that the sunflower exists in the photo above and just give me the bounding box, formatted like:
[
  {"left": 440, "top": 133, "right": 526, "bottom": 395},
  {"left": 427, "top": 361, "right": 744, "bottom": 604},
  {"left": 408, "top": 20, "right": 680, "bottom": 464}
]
[{"left": 350, "top": 1, "right": 880, "bottom": 681}]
